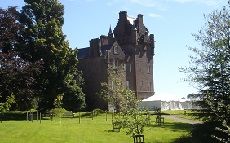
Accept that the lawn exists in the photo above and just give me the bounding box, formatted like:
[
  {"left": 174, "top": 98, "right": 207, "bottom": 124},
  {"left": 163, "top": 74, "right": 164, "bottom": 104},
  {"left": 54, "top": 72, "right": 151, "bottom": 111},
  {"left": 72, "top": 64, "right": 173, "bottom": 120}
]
[
  {"left": 162, "top": 110, "right": 203, "bottom": 121},
  {"left": 0, "top": 113, "right": 192, "bottom": 143}
]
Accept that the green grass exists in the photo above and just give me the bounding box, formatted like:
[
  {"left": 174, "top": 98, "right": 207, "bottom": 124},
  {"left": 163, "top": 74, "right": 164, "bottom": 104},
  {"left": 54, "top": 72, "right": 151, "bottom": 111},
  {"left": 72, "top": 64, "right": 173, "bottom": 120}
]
[
  {"left": 0, "top": 113, "right": 192, "bottom": 143},
  {"left": 162, "top": 110, "right": 203, "bottom": 121}
]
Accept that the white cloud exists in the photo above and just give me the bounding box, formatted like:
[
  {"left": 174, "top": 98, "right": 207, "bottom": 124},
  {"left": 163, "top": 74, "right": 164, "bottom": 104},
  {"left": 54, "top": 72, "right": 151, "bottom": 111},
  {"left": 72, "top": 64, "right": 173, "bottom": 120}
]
[
  {"left": 127, "top": 0, "right": 158, "bottom": 7},
  {"left": 148, "top": 13, "right": 162, "bottom": 18},
  {"left": 171, "top": 0, "right": 222, "bottom": 6},
  {"left": 84, "top": 0, "right": 223, "bottom": 7},
  {"left": 105, "top": 0, "right": 167, "bottom": 12}
]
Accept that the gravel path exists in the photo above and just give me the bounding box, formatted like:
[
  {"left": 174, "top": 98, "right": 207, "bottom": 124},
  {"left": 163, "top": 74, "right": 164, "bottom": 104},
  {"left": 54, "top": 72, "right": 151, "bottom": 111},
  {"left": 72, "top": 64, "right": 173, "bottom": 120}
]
[{"left": 164, "top": 115, "right": 203, "bottom": 125}]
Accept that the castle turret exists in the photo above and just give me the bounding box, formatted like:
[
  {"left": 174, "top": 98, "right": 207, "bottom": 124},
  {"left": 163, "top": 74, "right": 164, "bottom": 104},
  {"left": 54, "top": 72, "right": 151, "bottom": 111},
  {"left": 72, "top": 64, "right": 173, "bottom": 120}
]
[
  {"left": 149, "top": 34, "right": 155, "bottom": 55},
  {"left": 119, "top": 11, "right": 127, "bottom": 20},
  {"left": 137, "top": 14, "right": 143, "bottom": 25},
  {"left": 108, "top": 25, "right": 114, "bottom": 45}
]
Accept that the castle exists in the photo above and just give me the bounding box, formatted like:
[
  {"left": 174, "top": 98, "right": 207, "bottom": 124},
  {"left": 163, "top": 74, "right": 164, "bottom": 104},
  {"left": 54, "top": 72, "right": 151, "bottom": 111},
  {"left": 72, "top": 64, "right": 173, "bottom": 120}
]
[{"left": 78, "top": 11, "right": 155, "bottom": 110}]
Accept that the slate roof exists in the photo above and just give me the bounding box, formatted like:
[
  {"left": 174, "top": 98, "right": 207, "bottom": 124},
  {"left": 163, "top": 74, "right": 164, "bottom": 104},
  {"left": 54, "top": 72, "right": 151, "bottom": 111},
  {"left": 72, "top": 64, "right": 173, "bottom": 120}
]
[
  {"left": 77, "top": 47, "right": 90, "bottom": 59},
  {"left": 77, "top": 45, "right": 113, "bottom": 59}
]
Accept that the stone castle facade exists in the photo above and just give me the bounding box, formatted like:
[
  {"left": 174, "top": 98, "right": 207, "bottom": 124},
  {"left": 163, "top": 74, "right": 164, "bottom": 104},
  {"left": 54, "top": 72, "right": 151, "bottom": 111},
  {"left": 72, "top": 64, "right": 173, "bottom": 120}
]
[{"left": 78, "top": 11, "right": 155, "bottom": 110}]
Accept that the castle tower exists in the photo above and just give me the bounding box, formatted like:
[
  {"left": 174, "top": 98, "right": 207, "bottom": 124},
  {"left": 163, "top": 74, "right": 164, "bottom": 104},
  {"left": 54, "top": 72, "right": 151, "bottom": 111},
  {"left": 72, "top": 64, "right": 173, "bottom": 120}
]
[{"left": 77, "top": 11, "right": 155, "bottom": 110}]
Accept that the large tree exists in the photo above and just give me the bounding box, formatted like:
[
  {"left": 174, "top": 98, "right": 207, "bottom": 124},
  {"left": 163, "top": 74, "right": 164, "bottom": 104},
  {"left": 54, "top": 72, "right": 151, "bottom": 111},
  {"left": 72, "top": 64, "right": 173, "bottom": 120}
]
[
  {"left": 182, "top": 4, "right": 230, "bottom": 142},
  {"left": 18, "top": 0, "right": 85, "bottom": 111},
  {"left": 0, "top": 6, "right": 42, "bottom": 111}
]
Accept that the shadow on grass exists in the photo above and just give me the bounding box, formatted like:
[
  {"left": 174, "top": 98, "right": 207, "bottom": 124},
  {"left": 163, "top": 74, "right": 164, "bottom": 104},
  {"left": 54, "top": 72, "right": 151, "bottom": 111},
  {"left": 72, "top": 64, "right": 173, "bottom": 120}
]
[
  {"left": 172, "top": 135, "right": 192, "bottom": 143},
  {"left": 147, "top": 122, "right": 192, "bottom": 132},
  {"left": 104, "top": 129, "right": 119, "bottom": 133}
]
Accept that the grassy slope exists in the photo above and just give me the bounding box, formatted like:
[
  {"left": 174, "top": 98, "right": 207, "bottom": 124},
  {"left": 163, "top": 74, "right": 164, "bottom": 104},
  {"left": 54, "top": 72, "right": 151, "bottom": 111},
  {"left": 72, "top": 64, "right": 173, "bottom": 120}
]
[{"left": 0, "top": 113, "right": 191, "bottom": 143}]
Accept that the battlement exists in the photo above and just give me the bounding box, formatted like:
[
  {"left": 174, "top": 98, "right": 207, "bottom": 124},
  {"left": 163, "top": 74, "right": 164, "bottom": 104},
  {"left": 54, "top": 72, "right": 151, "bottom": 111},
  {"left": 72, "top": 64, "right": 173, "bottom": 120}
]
[
  {"left": 119, "top": 11, "right": 127, "bottom": 20},
  {"left": 113, "top": 11, "right": 154, "bottom": 58}
]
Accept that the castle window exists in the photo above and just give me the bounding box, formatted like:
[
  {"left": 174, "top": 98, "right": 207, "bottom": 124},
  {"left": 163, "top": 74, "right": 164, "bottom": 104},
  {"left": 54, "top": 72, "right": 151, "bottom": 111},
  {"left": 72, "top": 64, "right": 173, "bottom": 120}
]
[
  {"left": 113, "top": 59, "right": 116, "bottom": 68},
  {"left": 112, "top": 59, "right": 119, "bottom": 68},
  {"left": 140, "top": 81, "right": 144, "bottom": 90},
  {"left": 148, "top": 66, "right": 151, "bottom": 73},
  {"left": 116, "top": 60, "right": 119, "bottom": 67},
  {"left": 114, "top": 46, "right": 118, "bottom": 54},
  {"left": 126, "top": 81, "right": 130, "bottom": 89},
  {"left": 149, "top": 82, "right": 152, "bottom": 91}
]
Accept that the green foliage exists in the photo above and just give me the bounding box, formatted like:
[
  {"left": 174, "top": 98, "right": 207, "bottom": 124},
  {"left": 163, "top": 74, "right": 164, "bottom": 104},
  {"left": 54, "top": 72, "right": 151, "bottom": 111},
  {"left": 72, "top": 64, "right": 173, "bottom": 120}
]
[
  {"left": 98, "top": 64, "right": 150, "bottom": 137},
  {"left": 0, "top": 95, "right": 15, "bottom": 113},
  {"left": 0, "top": 54, "right": 41, "bottom": 110},
  {"left": 50, "top": 108, "right": 66, "bottom": 117},
  {"left": 92, "top": 108, "right": 104, "bottom": 116},
  {"left": 62, "top": 64, "right": 85, "bottom": 112},
  {"left": 99, "top": 65, "right": 130, "bottom": 112},
  {"left": 0, "top": 6, "right": 21, "bottom": 53},
  {"left": 17, "top": 0, "right": 85, "bottom": 111},
  {"left": 0, "top": 1, "right": 85, "bottom": 112},
  {"left": 0, "top": 6, "right": 42, "bottom": 111},
  {"left": 0, "top": 51, "right": 41, "bottom": 111},
  {"left": 54, "top": 94, "right": 63, "bottom": 108},
  {"left": 118, "top": 110, "right": 150, "bottom": 137},
  {"left": 181, "top": 3, "right": 230, "bottom": 142}
]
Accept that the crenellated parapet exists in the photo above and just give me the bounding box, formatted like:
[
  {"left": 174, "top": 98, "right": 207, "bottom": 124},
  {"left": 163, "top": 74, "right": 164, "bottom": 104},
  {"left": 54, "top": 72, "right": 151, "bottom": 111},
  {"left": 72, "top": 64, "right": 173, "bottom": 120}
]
[{"left": 113, "top": 11, "right": 155, "bottom": 60}]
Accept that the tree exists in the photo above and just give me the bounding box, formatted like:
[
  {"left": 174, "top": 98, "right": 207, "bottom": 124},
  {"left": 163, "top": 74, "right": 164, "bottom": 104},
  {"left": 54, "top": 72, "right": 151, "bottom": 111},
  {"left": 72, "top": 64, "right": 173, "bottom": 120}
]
[
  {"left": 0, "top": 95, "right": 15, "bottom": 112},
  {"left": 0, "top": 94, "right": 15, "bottom": 122},
  {"left": 18, "top": 0, "right": 85, "bottom": 111},
  {"left": 99, "top": 65, "right": 150, "bottom": 140},
  {"left": 0, "top": 52, "right": 42, "bottom": 110},
  {"left": 99, "top": 64, "right": 127, "bottom": 112},
  {"left": 114, "top": 90, "right": 150, "bottom": 139},
  {"left": 0, "top": 6, "right": 42, "bottom": 111},
  {"left": 0, "top": 6, "right": 20, "bottom": 104},
  {"left": 181, "top": 4, "right": 230, "bottom": 142},
  {"left": 0, "top": 6, "right": 21, "bottom": 53}
]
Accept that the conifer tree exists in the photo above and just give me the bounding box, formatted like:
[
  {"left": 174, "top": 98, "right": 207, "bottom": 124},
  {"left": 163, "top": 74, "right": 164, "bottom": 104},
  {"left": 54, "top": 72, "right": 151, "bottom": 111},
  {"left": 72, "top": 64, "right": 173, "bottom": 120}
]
[{"left": 182, "top": 4, "right": 230, "bottom": 142}]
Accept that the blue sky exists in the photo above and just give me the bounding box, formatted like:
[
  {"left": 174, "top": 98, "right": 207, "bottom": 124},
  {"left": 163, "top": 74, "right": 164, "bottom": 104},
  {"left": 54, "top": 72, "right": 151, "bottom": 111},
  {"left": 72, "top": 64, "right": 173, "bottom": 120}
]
[{"left": 0, "top": 0, "right": 228, "bottom": 100}]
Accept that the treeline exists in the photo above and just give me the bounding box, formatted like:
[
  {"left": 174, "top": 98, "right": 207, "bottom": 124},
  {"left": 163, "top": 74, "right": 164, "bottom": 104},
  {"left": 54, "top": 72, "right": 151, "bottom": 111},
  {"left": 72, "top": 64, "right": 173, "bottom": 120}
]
[{"left": 0, "top": 0, "right": 85, "bottom": 112}]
